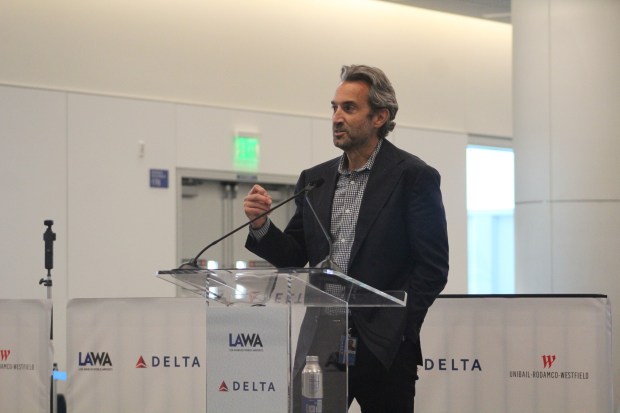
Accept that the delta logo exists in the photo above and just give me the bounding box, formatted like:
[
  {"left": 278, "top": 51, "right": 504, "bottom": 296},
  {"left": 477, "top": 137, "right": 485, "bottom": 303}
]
[
  {"left": 78, "top": 351, "right": 113, "bottom": 371},
  {"left": 134, "top": 354, "right": 201, "bottom": 368},
  {"left": 228, "top": 332, "right": 264, "bottom": 352},
  {"left": 218, "top": 379, "right": 276, "bottom": 392},
  {"left": 136, "top": 356, "right": 147, "bottom": 368},
  {"left": 423, "top": 357, "right": 482, "bottom": 372}
]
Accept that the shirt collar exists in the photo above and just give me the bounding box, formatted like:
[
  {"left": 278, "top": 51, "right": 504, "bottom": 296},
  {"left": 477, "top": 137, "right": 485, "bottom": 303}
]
[{"left": 337, "top": 139, "right": 383, "bottom": 175}]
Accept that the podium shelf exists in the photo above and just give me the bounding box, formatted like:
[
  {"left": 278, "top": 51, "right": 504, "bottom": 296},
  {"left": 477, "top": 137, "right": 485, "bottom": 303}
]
[{"left": 156, "top": 267, "right": 406, "bottom": 307}]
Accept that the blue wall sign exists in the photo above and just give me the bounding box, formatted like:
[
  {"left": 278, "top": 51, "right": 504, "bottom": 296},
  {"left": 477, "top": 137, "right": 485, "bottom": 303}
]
[{"left": 150, "top": 169, "right": 169, "bottom": 188}]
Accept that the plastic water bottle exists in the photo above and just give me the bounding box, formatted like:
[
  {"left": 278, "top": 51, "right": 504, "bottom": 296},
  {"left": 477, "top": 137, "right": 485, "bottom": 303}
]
[{"left": 301, "top": 355, "right": 323, "bottom": 413}]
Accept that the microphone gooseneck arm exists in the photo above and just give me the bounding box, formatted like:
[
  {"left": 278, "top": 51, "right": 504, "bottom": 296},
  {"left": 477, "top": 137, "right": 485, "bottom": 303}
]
[
  {"left": 304, "top": 194, "right": 345, "bottom": 274},
  {"left": 186, "top": 178, "right": 324, "bottom": 268}
]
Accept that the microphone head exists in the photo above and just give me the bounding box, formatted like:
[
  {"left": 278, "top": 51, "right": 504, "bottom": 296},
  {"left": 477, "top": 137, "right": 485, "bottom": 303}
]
[
  {"left": 177, "top": 261, "right": 201, "bottom": 270},
  {"left": 307, "top": 177, "right": 325, "bottom": 190}
]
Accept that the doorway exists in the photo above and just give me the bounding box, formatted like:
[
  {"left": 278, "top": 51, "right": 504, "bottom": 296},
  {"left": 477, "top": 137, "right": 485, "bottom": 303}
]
[{"left": 177, "top": 169, "right": 297, "bottom": 271}]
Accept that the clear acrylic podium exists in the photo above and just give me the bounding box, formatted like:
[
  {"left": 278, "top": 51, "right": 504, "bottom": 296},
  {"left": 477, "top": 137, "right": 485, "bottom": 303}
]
[{"left": 157, "top": 267, "right": 406, "bottom": 413}]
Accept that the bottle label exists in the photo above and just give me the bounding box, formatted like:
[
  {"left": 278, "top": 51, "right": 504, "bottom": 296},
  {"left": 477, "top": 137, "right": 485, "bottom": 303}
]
[
  {"left": 302, "top": 397, "right": 323, "bottom": 413},
  {"left": 302, "top": 373, "right": 322, "bottom": 397}
]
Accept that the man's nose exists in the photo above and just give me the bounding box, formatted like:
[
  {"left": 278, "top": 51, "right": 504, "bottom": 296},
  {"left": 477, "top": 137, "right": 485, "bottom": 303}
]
[{"left": 332, "top": 107, "right": 344, "bottom": 122}]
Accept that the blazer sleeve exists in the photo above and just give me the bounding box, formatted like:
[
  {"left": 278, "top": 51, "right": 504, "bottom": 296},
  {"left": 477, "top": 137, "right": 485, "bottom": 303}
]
[
  {"left": 245, "top": 175, "right": 310, "bottom": 268},
  {"left": 404, "top": 164, "right": 449, "bottom": 340}
]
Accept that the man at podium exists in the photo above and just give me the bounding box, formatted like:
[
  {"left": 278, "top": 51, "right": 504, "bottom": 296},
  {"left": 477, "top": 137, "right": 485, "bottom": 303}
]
[{"left": 244, "top": 64, "right": 449, "bottom": 413}]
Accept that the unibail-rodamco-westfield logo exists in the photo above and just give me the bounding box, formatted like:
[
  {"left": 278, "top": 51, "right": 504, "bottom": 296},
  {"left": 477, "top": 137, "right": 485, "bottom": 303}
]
[
  {"left": 0, "top": 349, "right": 11, "bottom": 370},
  {"left": 509, "top": 354, "right": 589, "bottom": 380},
  {"left": 0, "top": 349, "right": 35, "bottom": 371},
  {"left": 542, "top": 355, "right": 556, "bottom": 369}
]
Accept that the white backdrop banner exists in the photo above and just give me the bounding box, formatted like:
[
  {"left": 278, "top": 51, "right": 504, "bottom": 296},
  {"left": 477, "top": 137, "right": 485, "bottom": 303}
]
[
  {"left": 67, "top": 298, "right": 290, "bottom": 413},
  {"left": 205, "top": 307, "right": 288, "bottom": 412},
  {"left": 0, "top": 299, "right": 53, "bottom": 413},
  {"left": 66, "top": 298, "right": 207, "bottom": 413},
  {"left": 416, "top": 295, "right": 613, "bottom": 413},
  {"left": 65, "top": 296, "right": 612, "bottom": 413}
]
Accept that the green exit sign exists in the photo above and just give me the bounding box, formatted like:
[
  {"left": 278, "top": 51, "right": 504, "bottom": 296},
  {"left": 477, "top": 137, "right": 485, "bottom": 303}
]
[{"left": 234, "top": 135, "right": 260, "bottom": 171}]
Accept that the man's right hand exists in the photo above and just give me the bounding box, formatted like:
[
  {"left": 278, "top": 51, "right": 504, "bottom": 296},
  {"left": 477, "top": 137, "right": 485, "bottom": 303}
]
[{"left": 243, "top": 184, "right": 273, "bottom": 229}]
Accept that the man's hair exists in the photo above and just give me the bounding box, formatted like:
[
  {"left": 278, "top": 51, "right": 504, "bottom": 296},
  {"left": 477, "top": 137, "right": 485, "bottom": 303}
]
[{"left": 340, "top": 65, "right": 398, "bottom": 139}]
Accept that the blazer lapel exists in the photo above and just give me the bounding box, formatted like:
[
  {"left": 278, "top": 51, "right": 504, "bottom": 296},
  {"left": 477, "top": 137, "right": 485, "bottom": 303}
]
[{"left": 349, "top": 140, "right": 403, "bottom": 266}]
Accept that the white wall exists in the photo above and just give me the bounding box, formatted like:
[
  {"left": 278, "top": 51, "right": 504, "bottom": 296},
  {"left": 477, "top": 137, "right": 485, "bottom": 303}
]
[
  {"left": 0, "top": 0, "right": 511, "bottom": 136},
  {"left": 513, "top": 0, "right": 620, "bottom": 409},
  {"left": 0, "top": 0, "right": 511, "bottom": 395},
  {"left": 66, "top": 93, "right": 178, "bottom": 300}
]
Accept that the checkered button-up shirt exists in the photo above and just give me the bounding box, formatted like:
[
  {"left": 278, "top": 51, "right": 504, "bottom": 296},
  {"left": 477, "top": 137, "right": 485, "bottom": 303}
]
[
  {"left": 250, "top": 140, "right": 383, "bottom": 276},
  {"left": 330, "top": 139, "right": 383, "bottom": 275}
]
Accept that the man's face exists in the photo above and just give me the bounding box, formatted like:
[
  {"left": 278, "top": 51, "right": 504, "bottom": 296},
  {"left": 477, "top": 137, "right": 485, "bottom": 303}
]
[{"left": 331, "top": 81, "right": 383, "bottom": 152}]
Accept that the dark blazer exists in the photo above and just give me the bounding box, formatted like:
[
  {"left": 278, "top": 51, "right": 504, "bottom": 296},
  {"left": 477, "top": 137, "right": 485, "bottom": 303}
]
[{"left": 246, "top": 138, "right": 449, "bottom": 369}]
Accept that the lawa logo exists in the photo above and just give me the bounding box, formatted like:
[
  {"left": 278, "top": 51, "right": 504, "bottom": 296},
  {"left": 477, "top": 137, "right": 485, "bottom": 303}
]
[
  {"left": 78, "top": 352, "right": 112, "bottom": 367},
  {"left": 135, "top": 356, "right": 147, "bottom": 368},
  {"left": 0, "top": 349, "right": 10, "bottom": 361},
  {"left": 229, "top": 333, "right": 263, "bottom": 348},
  {"left": 219, "top": 381, "right": 229, "bottom": 392},
  {"left": 542, "top": 355, "right": 556, "bottom": 369}
]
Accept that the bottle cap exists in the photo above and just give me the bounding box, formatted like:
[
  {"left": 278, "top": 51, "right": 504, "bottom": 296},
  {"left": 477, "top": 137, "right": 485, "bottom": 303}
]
[{"left": 306, "top": 355, "right": 319, "bottom": 362}]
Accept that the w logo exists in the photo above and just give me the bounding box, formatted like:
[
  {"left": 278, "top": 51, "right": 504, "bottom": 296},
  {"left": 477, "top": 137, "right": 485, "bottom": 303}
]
[
  {"left": 542, "top": 355, "right": 556, "bottom": 368},
  {"left": 0, "top": 350, "right": 10, "bottom": 361}
]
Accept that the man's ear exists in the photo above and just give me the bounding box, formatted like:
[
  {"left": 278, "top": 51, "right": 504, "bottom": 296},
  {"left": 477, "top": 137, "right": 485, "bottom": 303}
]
[{"left": 373, "top": 108, "right": 389, "bottom": 129}]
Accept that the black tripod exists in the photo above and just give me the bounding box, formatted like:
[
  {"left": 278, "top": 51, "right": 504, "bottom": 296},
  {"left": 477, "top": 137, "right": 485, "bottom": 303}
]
[
  {"left": 39, "top": 220, "right": 60, "bottom": 413},
  {"left": 40, "top": 219, "right": 55, "bottom": 300}
]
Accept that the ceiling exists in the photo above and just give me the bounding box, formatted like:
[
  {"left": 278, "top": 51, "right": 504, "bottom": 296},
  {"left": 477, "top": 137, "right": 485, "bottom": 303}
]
[{"left": 379, "top": 0, "right": 511, "bottom": 23}]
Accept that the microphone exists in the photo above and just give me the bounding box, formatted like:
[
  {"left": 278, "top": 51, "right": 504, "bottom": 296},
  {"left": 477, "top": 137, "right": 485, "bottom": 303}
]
[
  {"left": 304, "top": 195, "right": 345, "bottom": 274},
  {"left": 179, "top": 177, "right": 325, "bottom": 269}
]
